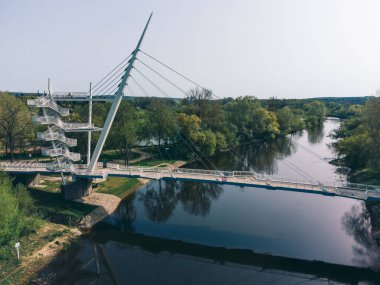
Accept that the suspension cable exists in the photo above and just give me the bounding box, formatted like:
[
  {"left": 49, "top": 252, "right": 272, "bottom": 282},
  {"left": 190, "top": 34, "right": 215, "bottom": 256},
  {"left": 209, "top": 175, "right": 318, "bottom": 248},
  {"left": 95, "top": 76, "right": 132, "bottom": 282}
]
[
  {"left": 139, "top": 50, "right": 203, "bottom": 89},
  {"left": 130, "top": 76, "right": 214, "bottom": 170},
  {"left": 136, "top": 58, "right": 188, "bottom": 95},
  {"left": 133, "top": 67, "right": 172, "bottom": 98},
  {"left": 92, "top": 61, "right": 129, "bottom": 96},
  {"left": 130, "top": 76, "right": 210, "bottom": 169},
  {"left": 138, "top": 50, "right": 319, "bottom": 181},
  {"left": 91, "top": 53, "right": 132, "bottom": 91}
]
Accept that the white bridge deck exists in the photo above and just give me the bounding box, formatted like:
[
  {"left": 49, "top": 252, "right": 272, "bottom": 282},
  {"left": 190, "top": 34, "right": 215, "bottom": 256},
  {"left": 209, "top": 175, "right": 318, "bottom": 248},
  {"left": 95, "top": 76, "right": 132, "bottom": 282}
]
[{"left": 1, "top": 162, "right": 380, "bottom": 201}]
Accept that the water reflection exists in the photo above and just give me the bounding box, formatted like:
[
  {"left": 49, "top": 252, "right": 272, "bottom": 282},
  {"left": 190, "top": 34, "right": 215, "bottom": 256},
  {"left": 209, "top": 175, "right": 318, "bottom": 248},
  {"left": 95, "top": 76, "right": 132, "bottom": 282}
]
[
  {"left": 342, "top": 203, "right": 380, "bottom": 269},
  {"left": 189, "top": 135, "right": 297, "bottom": 175},
  {"left": 189, "top": 119, "right": 342, "bottom": 181},
  {"left": 307, "top": 126, "right": 325, "bottom": 144},
  {"left": 134, "top": 180, "right": 223, "bottom": 221},
  {"left": 111, "top": 192, "right": 136, "bottom": 231},
  {"left": 177, "top": 182, "right": 223, "bottom": 216},
  {"left": 31, "top": 228, "right": 380, "bottom": 285},
  {"left": 139, "top": 180, "right": 177, "bottom": 222}
]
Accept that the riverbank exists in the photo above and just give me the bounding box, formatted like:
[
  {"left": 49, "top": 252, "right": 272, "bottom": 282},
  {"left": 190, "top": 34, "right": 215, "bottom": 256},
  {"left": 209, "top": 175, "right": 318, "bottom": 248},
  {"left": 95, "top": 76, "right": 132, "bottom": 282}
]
[
  {"left": 0, "top": 222, "right": 81, "bottom": 285},
  {"left": 1, "top": 158, "right": 188, "bottom": 284}
]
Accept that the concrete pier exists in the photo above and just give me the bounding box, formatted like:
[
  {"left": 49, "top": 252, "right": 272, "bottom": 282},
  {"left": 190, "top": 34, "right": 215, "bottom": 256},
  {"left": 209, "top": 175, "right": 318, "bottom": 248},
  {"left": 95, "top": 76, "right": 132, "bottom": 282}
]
[
  {"left": 11, "top": 173, "right": 41, "bottom": 187},
  {"left": 61, "top": 177, "right": 93, "bottom": 200}
]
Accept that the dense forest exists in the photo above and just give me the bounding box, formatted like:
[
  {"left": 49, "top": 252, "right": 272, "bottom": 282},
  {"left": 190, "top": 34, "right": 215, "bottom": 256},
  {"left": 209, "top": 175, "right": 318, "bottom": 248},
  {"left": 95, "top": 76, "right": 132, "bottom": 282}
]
[
  {"left": 332, "top": 97, "right": 380, "bottom": 184},
  {"left": 0, "top": 90, "right": 353, "bottom": 164}
]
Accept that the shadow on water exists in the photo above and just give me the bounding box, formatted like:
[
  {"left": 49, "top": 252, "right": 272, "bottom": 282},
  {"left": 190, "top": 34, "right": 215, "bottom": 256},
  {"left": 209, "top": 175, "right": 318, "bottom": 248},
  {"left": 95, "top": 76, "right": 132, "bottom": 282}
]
[
  {"left": 30, "top": 223, "right": 380, "bottom": 285},
  {"left": 342, "top": 203, "right": 380, "bottom": 268}
]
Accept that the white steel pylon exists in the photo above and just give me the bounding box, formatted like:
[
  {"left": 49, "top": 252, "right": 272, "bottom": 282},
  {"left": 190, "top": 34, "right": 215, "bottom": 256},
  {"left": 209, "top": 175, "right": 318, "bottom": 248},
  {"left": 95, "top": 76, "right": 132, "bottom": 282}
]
[
  {"left": 28, "top": 13, "right": 152, "bottom": 178},
  {"left": 87, "top": 13, "right": 153, "bottom": 173},
  {"left": 28, "top": 80, "right": 101, "bottom": 181}
]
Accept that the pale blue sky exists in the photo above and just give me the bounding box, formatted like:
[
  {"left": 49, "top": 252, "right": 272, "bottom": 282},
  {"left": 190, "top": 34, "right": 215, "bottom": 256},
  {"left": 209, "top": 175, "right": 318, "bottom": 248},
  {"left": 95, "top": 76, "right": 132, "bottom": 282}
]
[{"left": 1, "top": 0, "right": 380, "bottom": 98}]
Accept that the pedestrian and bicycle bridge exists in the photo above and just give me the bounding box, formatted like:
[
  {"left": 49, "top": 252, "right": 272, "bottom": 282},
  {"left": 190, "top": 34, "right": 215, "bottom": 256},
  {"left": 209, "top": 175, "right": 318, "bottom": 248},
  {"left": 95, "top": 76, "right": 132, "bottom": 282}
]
[
  {"left": 5, "top": 13, "right": 380, "bottom": 202},
  {"left": 2, "top": 161, "right": 380, "bottom": 201}
]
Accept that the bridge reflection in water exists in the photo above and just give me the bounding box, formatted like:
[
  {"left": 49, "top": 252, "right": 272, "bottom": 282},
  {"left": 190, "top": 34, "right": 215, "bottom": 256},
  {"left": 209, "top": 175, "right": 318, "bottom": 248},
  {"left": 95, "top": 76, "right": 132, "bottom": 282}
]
[{"left": 31, "top": 223, "right": 380, "bottom": 285}]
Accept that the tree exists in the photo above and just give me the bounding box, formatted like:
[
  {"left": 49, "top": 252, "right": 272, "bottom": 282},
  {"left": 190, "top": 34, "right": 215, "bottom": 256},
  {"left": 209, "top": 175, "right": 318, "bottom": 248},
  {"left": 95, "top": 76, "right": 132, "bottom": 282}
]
[
  {"left": 109, "top": 101, "right": 138, "bottom": 165},
  {"left": 0, "top": 93, "right": 33, "bottom": 161},
  {"left": 177, "top": 113, "right": 217, "bottom": 158},
  {"left": 276, "top": 107, "right": 294, "bottom": 134},
  {"left": 225, "top": 96, "right": 261, "bottom": 141},
  {"left": 333, "top": 97, "right": 380, "bottom": 177},
  {"left": 276, "top": 106, "right": 305, "bottom": 134},
  {"left": 0, "top": 173, "right": 40, "bottom": 260},
  {"left": 250, "top": 108, "right": 280, "bottom": 139},
  {"left": 147, "top": 99, "right": 177, "bottom": 147},
  {"left": 184, "top": 88, "right": 225, "bottom": 131},
  {"left": 305, "top": 101, "right": 326, "bottom": 127}
]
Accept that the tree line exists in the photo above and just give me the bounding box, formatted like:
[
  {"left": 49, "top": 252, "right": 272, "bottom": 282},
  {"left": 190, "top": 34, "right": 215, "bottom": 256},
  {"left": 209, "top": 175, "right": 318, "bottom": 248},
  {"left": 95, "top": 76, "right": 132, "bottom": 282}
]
[
  {"left": 0, "top": 90, "right": 332, "bottom": 163},
  {"left": 332, "top": 97, "right": 380, "bottom": 184}
]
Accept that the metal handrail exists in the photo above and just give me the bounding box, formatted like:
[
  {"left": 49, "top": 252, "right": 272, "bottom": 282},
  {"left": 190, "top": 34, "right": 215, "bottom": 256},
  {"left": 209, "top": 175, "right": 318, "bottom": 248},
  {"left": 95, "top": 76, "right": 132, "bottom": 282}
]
[
  {"left": 52, "top": 92, "right": 89, "bottom": 97},
  {"left": 32, "top": 115, "right": 95, "bottom": 130},
  {"left": 37, "top": 132, "right": 77, "bottom": 146},
  {"left": 41, "top": 148, "right": 81, "bottom": 161},
  {"left": 27, "top": 98, "right": 70, "bottom": 116},
  {"left": 1, "top": 161, "right": 379, "bottom": 197}
]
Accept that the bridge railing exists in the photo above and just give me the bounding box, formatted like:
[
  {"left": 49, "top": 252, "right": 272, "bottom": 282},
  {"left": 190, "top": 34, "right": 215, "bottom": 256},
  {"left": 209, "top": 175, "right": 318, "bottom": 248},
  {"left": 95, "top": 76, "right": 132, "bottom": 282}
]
[
  {"left": 1, "top": 161, "right": 379, "bottom": 195},
  {"left": 52, "top": 92, "right": 89, "bottom": 98},
  {"left": 32, "top": 115, "right": 96, "bottom": 130},
  {"left": 27, "top": 98, "right": 70, "bottom": 116}
]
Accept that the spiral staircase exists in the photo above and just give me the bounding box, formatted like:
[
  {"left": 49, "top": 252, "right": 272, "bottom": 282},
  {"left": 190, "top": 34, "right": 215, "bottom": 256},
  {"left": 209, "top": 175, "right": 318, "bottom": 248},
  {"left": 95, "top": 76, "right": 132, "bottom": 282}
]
[{"left": 27, "top": 92, "right": 101, "bottom": 177}]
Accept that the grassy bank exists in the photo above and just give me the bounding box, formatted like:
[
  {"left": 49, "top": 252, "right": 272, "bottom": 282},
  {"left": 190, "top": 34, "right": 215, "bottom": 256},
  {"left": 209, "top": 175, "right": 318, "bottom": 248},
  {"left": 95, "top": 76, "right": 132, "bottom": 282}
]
[
  {"left": 29, "top": 187, "right": 97, "bottom": 226},
  {"left": 130, "top": 159, "right": 186, "bottom": 167},
  {"left": 0, "top": 223, "right": 80, "bottom": 285},
  {"left": 96, "top": 177, "right": 143, "bottom": 198}
]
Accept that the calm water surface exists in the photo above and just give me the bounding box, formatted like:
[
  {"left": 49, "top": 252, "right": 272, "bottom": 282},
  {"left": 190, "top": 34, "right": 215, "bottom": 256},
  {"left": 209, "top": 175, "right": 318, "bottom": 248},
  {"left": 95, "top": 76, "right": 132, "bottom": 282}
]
[{"left": 32, "top": 119, "right": 380, "bottom": 284}]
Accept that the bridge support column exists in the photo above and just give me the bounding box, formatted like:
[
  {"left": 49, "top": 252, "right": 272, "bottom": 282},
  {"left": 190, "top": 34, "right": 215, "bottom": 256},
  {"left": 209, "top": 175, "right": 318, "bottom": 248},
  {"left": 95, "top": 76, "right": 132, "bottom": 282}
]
[
  {"left": 11, "top": 173, "right": 41, "bottom": 187},
  {"left": 61, "top": 177, "right": 93, "bottom": 200}
]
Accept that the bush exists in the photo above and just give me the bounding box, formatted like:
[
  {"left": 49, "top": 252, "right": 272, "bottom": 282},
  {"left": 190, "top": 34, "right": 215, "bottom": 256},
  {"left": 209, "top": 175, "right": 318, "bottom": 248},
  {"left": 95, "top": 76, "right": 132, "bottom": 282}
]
[{"left": 0, "top": 173, "right": 41, "bottom": 260}]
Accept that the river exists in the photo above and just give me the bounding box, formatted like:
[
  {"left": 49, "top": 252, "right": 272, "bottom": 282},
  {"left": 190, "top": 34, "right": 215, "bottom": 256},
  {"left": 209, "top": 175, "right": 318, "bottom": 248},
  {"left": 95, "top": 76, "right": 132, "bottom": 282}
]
[{"left": 31, "top": 119, "right": 380, "bottom": 285}]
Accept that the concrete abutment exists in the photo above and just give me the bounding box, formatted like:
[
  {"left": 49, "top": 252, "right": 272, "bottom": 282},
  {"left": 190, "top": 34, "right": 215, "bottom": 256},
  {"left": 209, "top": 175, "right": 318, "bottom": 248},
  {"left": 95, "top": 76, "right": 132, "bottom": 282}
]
[{"left": 11, "top": 173, "right": 41, "bottom": 187}]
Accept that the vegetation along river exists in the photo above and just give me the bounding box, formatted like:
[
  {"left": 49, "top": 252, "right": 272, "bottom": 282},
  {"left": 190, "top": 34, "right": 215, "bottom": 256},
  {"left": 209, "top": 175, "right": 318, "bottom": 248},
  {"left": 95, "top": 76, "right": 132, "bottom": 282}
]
[{"left": 32, "top": 118, "right": 380, "bottom": 284}]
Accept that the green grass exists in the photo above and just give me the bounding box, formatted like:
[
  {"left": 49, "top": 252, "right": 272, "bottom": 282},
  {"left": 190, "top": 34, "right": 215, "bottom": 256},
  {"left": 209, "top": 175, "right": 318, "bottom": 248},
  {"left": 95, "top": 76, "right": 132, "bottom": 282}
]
[
  {"left": 99, "top": 149, "right": 139, "bottom": 162},
  {"left": 97, "top": 177, "right": 142, "bottom": 198},
  {"left": 28, "top": 188, "right": 96, "bottom": 224},
  {"left": 40, "top": 180, "right": 61, "bottom": 192},
  {"left": 130, "top": 159, "right": 179, "bottom": 167}
]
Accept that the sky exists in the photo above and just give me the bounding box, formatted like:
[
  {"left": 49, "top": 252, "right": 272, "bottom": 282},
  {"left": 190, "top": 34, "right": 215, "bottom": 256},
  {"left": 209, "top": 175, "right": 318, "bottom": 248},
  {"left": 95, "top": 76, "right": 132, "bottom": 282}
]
[{"left": 1, "top": 0, "right": 380, "bottom": 99}]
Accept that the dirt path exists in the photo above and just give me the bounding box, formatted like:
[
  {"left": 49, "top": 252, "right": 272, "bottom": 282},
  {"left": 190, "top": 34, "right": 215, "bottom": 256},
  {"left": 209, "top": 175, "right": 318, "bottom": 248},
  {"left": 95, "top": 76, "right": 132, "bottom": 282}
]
[{"left": 129, "top": 148, "right": 152, "bottom": 164}]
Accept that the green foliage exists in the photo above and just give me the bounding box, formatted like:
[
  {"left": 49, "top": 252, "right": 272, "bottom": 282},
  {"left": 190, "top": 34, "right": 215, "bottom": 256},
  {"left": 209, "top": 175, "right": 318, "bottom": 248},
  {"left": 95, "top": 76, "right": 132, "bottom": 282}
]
[
  {"left": 0, "top": 173, "right": 40, "bottom": 260},
  {"left": 147, "top": 99, "right": 177, "bottom": 146},
  {"left": 334, "top": 97, "right": 380, "bottom": 181},
  {"left": 0, "top": 93, "right": 33, "bottom": 161},
  {"left": 109, "top": 101, "right": 138, "bottom": 165},
  {"left": 304, "top": 101, "right": 327, "bottom": 128},
  {"left": 1, "top": 91, "right": 354, "bottom": 166},
  {"left": 276, "top": 107, "right": 305, "bottom": 134}
]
